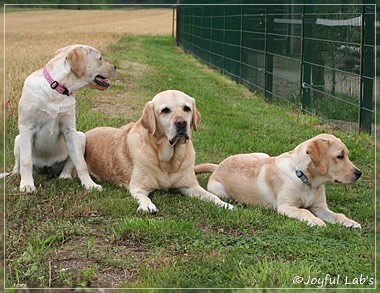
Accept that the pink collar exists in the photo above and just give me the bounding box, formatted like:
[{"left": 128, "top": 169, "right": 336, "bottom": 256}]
[{"left": 43, "top": 67, "right": 71, "bottom": 96}]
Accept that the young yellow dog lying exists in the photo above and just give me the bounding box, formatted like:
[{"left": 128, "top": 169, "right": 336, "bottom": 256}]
[{"left": 195, "top": 134, "right": 362, "bottom": 228}]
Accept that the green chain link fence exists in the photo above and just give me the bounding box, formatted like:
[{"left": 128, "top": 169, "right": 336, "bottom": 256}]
[{"left": 177, "top": 1, "right": 376, "bottom": 134}]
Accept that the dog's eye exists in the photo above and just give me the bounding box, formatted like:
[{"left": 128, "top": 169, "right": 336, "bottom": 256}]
[
  {"left": 337, "top": 155, "right": 344, "bottom": 160},
  {"left": 161, "top": 107, "right": 171, "bottom": 114},
  {"left": 183, "top": 106, "right": 191, "bottom": 112},
  {"left": 99, "top": 56, "right": 103, "bottom": 60}
]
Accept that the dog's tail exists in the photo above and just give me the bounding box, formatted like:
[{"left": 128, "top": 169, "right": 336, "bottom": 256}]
[{"left": 194, "top": 163, "right": 218, "bottom": 174}]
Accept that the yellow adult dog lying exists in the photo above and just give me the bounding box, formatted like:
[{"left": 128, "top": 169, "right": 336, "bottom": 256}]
[
  {"left": 195, "top": 134, "right": 362, "bottom": 228},
  {"left": 84, "top": 90, "right": 234, "bottom": 213}
]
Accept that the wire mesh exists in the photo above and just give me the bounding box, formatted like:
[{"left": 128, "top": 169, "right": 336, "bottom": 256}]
[{"left": 178, "top": 2, "right": 375, "bottom": 133}]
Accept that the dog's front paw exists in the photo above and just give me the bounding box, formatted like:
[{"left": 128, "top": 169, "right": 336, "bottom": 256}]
[
  {"left": 83, "top": 182, "right": 103, "bottom": 192},
  {"left": 218, "top": 201, "right": 234, "bottom": 210},
  {"left": 341, "top": 219, "right": 361, "bottom": 229},
  {"left": 137, "top": 202, "right": 158, "bottom": 213},
  {"left": 20, "top": 183, "right": 36, "bottom": 193},
  {"left": 59, "top": 172, "right": 72, "bottom": 180},
  {"left": 307, "top": 217, "right": 326, "bottom": 227},
  {"left": 335, "top": 213, "right": 361, "bottom": 229}
]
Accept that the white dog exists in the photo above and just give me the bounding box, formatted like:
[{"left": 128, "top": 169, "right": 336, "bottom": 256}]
[{"left": 12, "top": 44, "right": 116, "bottom": 193}]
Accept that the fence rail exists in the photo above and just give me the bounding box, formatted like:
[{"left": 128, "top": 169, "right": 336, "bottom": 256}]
[{"left": 177, "top": 2, "right": 376, "bottom": 134}]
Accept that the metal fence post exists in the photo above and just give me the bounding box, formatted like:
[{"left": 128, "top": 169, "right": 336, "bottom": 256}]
[
  {"left": 239, "top": 5, "right": 243, "bottom": 84},
  {"left": 176, "top": 5, "right": 180, "bottom": 46},
  {"left": 264, "top": 5, "right": 274, "bottom": 101},
  {"left": 301, "top": 4, "right": 313, "bottom": 110},
  {"left": 359, "top": 3, "right": 374, "bottom": 133},
  {"left": 223, "top": 5, "right": 226, "bottom": 76}
]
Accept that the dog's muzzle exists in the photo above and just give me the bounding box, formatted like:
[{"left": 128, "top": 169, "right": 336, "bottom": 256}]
[
  {"left": 354, "top": 169, "right": 362, "bottom": 180},
  {"left": 92, "top": 65, "right": 117, "bottom": 90},
  {"left": 169, "top": 119, "right": 189, "bottom": 145},
  {"left": 333, "top": 168, "right": 362, "bottom": 184},
  {"left": 94, "top": 75, "right": 110, "bottom": 88}
]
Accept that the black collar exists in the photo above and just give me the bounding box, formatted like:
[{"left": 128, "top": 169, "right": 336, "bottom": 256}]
[{"left": 295, "top": 170, "right": 310, "bottom": 185}]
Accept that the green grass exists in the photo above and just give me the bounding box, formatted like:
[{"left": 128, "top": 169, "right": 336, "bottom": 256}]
[{"left": 5, "top": 36, "right": 375, "bottom": 289}]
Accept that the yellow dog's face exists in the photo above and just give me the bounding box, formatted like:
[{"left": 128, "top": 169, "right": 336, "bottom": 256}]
[
  {"left": 306, "top": 134, "right": 362, "bottom": 184},
  {"left": 140, "top": 90, "right": 201, "bottom": 145},
  {"left": 55, "top": 44, "right": 116, "bottom": 91}
]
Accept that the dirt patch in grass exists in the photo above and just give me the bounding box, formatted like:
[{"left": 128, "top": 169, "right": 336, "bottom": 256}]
[
  {"left": 89, "top": 90, "right": 143, "bottom": 119},
  {"left": 48, "top": 236, "right": 150, "bottom": 288},
  {"left": 90, "top": 60, "right": 152, "bottom": 118}
]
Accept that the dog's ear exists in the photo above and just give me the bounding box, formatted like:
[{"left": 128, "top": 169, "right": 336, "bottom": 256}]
[
  {"left": 306, "top": 138, "right": 330, "bottom": 174},
  {"left": 54, "top": 47, "right": 65, "bottom": 56},
  {"left": 66, "top": 47, "right": 87, "bottom": 77},
  {"left": 54, "top": 45, "right": 73, "bottom": 56},
  {"left": 140, "top": 101, "right": 156, "bottom": 134},
  {"left": 191, "top": 100, "right": 201, "bottom": 131}
]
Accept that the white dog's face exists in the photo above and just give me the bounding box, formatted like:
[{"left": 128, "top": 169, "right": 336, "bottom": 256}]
[
  {"left": 54, "top": 44, "right": 116, "bottom": 91},
  {"left": 140, "top": 90, "right": 201, "bottom": 145}
]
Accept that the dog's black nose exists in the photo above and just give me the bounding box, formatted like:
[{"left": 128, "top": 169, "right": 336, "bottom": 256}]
[
  {"left": 114, "top": 65, "right": 117, "bottom": 70},
  {"left": 175, "top": 119, "right": 187, "bottom": 129},
  {"left": 355, "top": 169, "right": 362, "bottom": 179}
]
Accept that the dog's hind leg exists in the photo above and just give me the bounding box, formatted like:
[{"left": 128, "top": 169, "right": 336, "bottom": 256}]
[
  {"left": 59, "top": 132, "right": 82, "bottom": 179},
  {"left": 62, "top": 129, "right": 102, "bottom": 191},
  {"left": 59, "top": 159, "right": 74, "bottom": 179},
  {"left": 59, "top": 132, "right": 98, "bottom": 190},
  {"left": 207, "top": 179, "right": 231, "bottom": 199},
  {"left": 180, "top": 184, "right": 234, "bottom": 210}
]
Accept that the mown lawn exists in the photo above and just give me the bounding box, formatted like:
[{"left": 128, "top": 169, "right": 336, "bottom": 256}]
[{"left": 5, "top": 36, "right": 375, "bottom": 289}]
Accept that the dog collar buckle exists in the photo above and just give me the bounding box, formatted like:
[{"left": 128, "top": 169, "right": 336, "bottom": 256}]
[
  {"left": 296, "top": 170, "right": 310, "bottom": 185},
  {"left": 50, "top": 80, "right": 59, "bottom": 89}
]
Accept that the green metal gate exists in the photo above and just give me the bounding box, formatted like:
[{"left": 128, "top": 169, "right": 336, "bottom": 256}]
[{"left": 177, "top": 1, "right": 375, "bottom": 133}]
